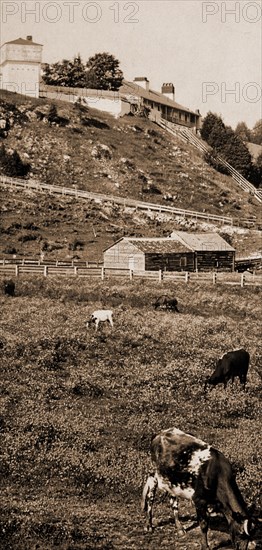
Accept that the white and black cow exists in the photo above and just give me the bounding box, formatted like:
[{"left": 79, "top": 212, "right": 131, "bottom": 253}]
[
  {"left": 142, "top": 427, "right": 256, "bottom": 550},
  {"left": 205, "top": 349, "right": 250, "bottom": 391},
  {"left": 153, "top": 295, "right": 179, "bottom": 312},
  {"left": 86, "top": 310, "right": 113, "bottom": 332}
]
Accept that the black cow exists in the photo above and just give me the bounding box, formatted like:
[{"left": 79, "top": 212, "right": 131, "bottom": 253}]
[
  {"left": 142, "top": 427, "right": 256, "bottom": 550},
  {"left": 3, "top": 279, "right": 15, "bottom": 297},
  {"left": 205, "top": 349, "right": 250, "bottom": 391},
  {"left": 153, "top": 295, "right": 179, "bottom": 312}
]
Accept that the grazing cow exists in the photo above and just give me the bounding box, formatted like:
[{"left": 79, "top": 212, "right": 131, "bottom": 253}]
[
  {"left": 153, "top": 295, "right": 179, "bottom": 312},
  {"left": 3, "top": 279, "right": 15, "bottom": 297},
  {"left": 142, "top": 427, "right": 256, "bottom": 550},
  {"left": 205, "top": 349, "right": 250, "bottom": 391},
  {"left": 86, "top": 310, "right": 113, "bottom": 332}
]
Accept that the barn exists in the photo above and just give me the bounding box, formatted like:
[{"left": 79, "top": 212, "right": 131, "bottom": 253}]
[
  {"left": 103, "top": 237, "right": 193, "bottom": 272},
  {"left": 169, "top": 231, "right": 235, "bottom": 272},
  {"left": 103, "top": 234, "right": 235, "bottom": 272}
]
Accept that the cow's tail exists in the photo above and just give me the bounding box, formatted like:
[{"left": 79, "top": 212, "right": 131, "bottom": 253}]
[{"left": 141, "top": 473, "right": 157, "bottom": 512}]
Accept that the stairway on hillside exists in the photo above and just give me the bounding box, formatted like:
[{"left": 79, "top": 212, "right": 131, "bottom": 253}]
[{"left": 158, "top": 119, "right": 262, "bottom": 204}]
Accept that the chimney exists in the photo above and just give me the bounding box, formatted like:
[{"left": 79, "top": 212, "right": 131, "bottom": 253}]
[
  {"left": 133, "top": 77, "right": 149, "bottom": 92},
  {"left": 26, "top": 35, "right": 33, "bottom": 41},
  {"left": 161, "top": 83, "right": 175, "bottom": 101}
]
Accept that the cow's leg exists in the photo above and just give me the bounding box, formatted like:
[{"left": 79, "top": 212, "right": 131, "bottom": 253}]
[
  {"left": 193, "top": 497, "right": 210, "bottom": 550},
  {"left": 240, "top": 374, "right": 247, "bottom": 390},
  {"left": 141, "top": 473, "right": 158, "bottom": 532},
  {"left": 109, "top": 317, "right": 113, "bottom": 328},
  {"left": 95, "top": 320, "right": 99, "bottom": 331},
  {"left": 169, "top": 496, "right": 185, "bottom": 536}
]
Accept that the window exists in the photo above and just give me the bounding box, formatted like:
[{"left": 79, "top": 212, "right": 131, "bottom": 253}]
[{"left": 180, "top": 256, "right": 187, "bottom": 268}]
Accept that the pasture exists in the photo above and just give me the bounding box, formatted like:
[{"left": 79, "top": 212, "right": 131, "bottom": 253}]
[{"left": 0, "top": 276, "right": 261, "bottom": 549}]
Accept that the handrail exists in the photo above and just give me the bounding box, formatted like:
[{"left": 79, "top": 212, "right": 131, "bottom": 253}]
[{"left": 158, "top": 119, "right": 262, "bottom": 203}]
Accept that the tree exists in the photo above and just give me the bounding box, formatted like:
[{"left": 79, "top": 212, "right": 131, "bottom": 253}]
[
  {"left": 42, "top": 56, "right": 87, "bottom": 87},
  {"left": 250, "top": 119, "right": 262, "bottom": 145},
  {"left": 200, "top": 112, "right": 255, "bottom": 182},
  {"left": 221, "top": 133, "right": 253, "bottom": 178},
  {"left": 207, "top": 119, "right": 227, "bottom": 150},
  {"left": 86, "top": 52, "right": 123, "bottom": 91},
  {"left": 42, "top": 52, "right": 124, "bottom": 90},
  {"left": 250, "top": 152, "right": 262, "bottom": 187},
  {"left": 200, "top": 112, "right": 223, "bottom": 142},
  {"left": 235, "top": 122, "right": 251, "bottom": 142}
]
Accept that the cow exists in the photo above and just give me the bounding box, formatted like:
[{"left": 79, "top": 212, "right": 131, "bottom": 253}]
[
  {"left": 142, "top": 427, "right": 256, "bottom": 550},
  {"left": 153, "top": 295, "right": 179, "bottom": 312},
  {"left": 3, "top": 279, "right": 15, "bottom": 297},
  {"left": 204, "top": 349, "right": 250, "bottom": 392},
  {"left": 86, "top": 310, "right": 113, "bottom": 332}
]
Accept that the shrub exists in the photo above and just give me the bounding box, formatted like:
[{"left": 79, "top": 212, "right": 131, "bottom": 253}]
[{"left": 0, "top": 144, "right": 31, "bottom": 177}]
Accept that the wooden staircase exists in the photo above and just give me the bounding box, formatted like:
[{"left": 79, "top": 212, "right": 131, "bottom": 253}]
[{"left": 157, "top": 118, "right": 262, "bottom": 204}]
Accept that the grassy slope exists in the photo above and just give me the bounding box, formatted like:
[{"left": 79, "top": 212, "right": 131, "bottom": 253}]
[
  {"left": 0, "top": 92, "right": 261, "bottom": 549},
  {"left": 0, "top": 90, "right": 261, "bottom": 261},
  {"left": 0, "top": 277, "right": 261, "bottom": 549}
]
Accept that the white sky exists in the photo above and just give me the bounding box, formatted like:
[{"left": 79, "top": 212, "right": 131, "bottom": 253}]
[{"left": 0, "top": 0, "right": 261, "bottom": 128}]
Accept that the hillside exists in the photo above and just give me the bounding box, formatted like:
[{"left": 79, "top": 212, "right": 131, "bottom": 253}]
[{"left": 0, "top": 90, "right": 261, "bottom": 261}]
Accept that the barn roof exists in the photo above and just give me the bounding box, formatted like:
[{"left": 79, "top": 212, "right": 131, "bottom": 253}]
[
  {"left": 104, "top": 237, "right": 191, "bottom": 254},
  {"left": 170, "top": 231, "right": 235, "bottom": 251},
  {"left": 129, "top": 239, "right": 190, "bottom": 253}
]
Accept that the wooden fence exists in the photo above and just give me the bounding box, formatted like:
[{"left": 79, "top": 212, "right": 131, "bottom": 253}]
[
  {"left": 0, "top": 174, "right": 234, "bottom": 226},
  {"left": 0, "top": 264, "right": 261, "bottom": 287}
]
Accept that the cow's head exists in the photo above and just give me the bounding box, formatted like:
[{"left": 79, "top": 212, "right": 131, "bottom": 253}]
[{"left": 86, "top": 315, "right": 94, "bottom": 328}]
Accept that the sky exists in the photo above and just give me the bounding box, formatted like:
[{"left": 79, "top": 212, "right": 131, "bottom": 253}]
[{"left": 0, "top": 0, "right": 261, "bottom": 129}]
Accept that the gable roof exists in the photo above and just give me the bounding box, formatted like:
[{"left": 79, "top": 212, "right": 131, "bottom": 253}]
[
  {"left": 170, "top": 231, "right": 235, "bottom": 251},
  {"left": 104, "top": 237, "right": 191, "bottom": 254},
  {"left": 120, "top": 80, "right": 200, "bottom": 117},
  {"left": 3, "top": 38, "right": 42, "bottom": 46}
]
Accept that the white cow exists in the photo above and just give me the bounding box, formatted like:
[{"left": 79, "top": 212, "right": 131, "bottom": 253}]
[{"left": 86, "top": 310, "right": 113, "bottom": 331}]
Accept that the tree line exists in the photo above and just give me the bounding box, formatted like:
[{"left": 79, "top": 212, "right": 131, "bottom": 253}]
[
  {"left": 42, "top": 53, "right": 124, "bottom": 91},
  {"left": 200, "top": 113, "right": 262, "bottom": 187}
]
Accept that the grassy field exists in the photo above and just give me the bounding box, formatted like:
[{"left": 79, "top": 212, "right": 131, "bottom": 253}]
[{"left": 0, "top": 276, "right": 261, "bottom": 549}]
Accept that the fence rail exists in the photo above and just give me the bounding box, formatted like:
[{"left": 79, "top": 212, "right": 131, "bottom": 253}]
[
  {"left": 0, "top": 174, "right": 235, "bottom": 226},
  {"left": 0, "top": 264, "right": 261, "bottom": 286}
]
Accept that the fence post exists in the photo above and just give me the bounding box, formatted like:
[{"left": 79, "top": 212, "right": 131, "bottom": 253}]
[
  {"left": 158, "top": 269, "right": 162, "bottom": 282},
  {"left": 129, "top": 269, "right": 133, "bottom": 281},
  {"left": 240, "top": 273, "right": 245, "bottom": 287},
  {"left": 213, "top": 272, "right": 217, "bottom": 285},
  {"left": 185, "top": 272, "right": 189, "bottom": 283},
  {"left": 44, "top": 265, "right": 48, "bottom": 277},
  {"left": 15, "top": 265, "right": 19, "bottom": 277},
  {"left": 101, "top": 266, "right": 105, "bottom": 280}
]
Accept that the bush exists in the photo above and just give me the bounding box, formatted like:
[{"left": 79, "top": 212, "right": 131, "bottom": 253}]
[{"left": 0, "top": 144, "right": 31, "bottom": 177}]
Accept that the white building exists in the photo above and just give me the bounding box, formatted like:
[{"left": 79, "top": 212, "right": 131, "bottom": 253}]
[{"left": 0, "top": 36, "right": 43, "bottom": 98}]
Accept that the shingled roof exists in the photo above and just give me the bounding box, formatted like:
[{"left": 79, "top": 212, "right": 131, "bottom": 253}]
[
  {"left": 170, "top": 231, "right": 235, "bottom": 251},
  {"left": 129, "top": 239, "right": 191, "bottom": 253},
  {"left": 104, "top": 237, "right": 191, "bottom": 254}
]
